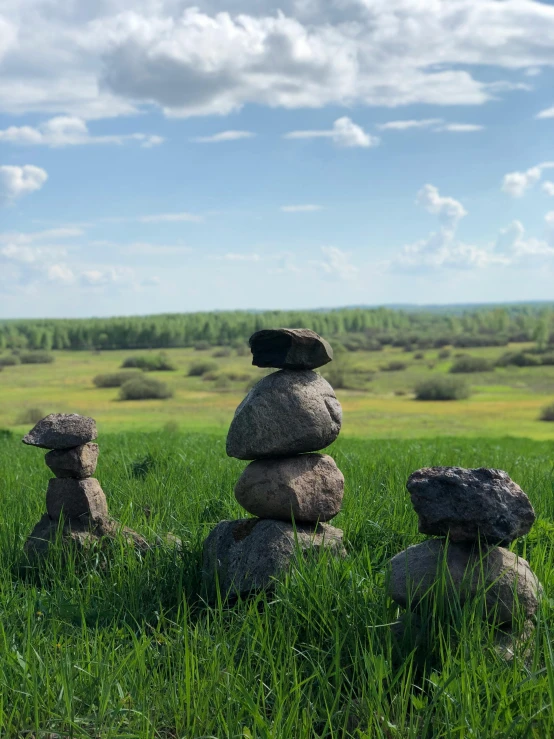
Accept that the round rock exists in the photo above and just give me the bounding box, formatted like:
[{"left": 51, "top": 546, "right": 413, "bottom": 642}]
[
  {"left": 388, "top": 539, "right": 542, "bottom": 625},
  {"left": 407, "top": 467, "right": 536, "bottom": 545},
  {"left": 249, "top": 328, "right": 333, "bottom": 370},
  {"left": 46, "top": 478, "right": 108, "bottom": 521},
  {"left": 226, "top": 370, "right": 342, "bottom": 460},
  {"left": 45, "top": 443, "right": 99, "bottom": 479},
  {"left": 22, "top": 413, "right": 97, "bottom": 450},
  {"left": 235, "top": 453, "right": 344, "bottom": 522}
]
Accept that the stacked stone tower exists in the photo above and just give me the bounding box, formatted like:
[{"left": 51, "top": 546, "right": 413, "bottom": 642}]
[
  {"left": 23, "top": 413, "right": 146, "bottom": 559},
  {"left": 203, "top": 328, "right": 347, "bottom": 601},
  {"left": 388, "top": 467, "right": 542, "bottom": 636}
]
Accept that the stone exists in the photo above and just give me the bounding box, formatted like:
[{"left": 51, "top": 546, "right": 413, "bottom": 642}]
[
  {"left": 202, "top": 518, "right": 346, "bottom": 601},
  {"left": 249, "top": 328, "right": 333, "bottom": 370},
  {"left": 407, "top": 467, "right": 536, "bottom": 545},
  {"left": 235, "top": 453, "right": 344, "bottom": 523},
  {"left": 46, "top": 478, "right": 108, "bottom": 521},
  {"left": 45, "top": 443, "right": 99, "bottom": 479},
  {"left": 387, "top": 539, "right": 542, "bottom": 625},
  {"left": 226, "top": 370, "right": 342, "bottom": 459},
  {"left": 22, "top": 413, "right": 97, "bottom": 450}
]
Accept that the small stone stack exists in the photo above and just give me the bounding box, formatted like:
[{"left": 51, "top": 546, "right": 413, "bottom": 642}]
[
  {"left": 388, "top": 467, "right": 542, "bottom": 638},
  {"left": 22, "top": 413, "right": 146, "bottom": 559},
  {"left": 203, "top": 329, "right": 347, "bottom": 601}
]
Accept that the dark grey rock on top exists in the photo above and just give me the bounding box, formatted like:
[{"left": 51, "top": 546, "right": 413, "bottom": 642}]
[
  {"left": 46, "top": 478, "right": 108, "bottom": 521},
  {"left": 226, "top": 370, "right": 342, "bottom": 459},
  {"left": 235, "top": 453, "right": 344, "bottom": 523},
  {"left": 202, "top": 518, "right": 346, "bottom": 601},
  {"left": 387, "top": 539, "right": 542, "bottom": 625},
  {"left": 249, "top": 328, "right": 333, "bottom": 370},
  {"left": 22, "top": 413, "right": 97, "bottom": 450},
  {"left": 407, "top": 467, "right": 536, "bottom": 545},
  {"left": 45, "top": 443, "right": 99, "bottom": 479}
]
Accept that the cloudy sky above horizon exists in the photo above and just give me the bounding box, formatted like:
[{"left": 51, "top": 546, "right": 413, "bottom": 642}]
[{"left": 1, "top": 0, "right": 554, "bottom": 318}]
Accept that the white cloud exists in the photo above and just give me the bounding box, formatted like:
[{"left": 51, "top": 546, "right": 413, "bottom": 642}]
[
  {"left": 80, "top": 266, "right": 135, "bottom": 286},
  {"left": 502, "top": 162, "right": 554, "bottom": 197},
  {"left": 396, "top": 229, "right": 509, "bottom": 271},
  {"left": 0, "top": 227, "right": 84, "bottom": 245},
  {"left": 190, "top": 130, "right": 255, "bottom": 143},
  {"left": 543, "top": 181, "right": 554, "bottom": 196},
  {"left": 438, "top": 123, "right": 484, "bottom": 133},
  {"left": 546, "top": 211, "right": 554, "bottom": 227},
  {"left": 416, "top": 184, "right": 467, "bottom": 229},
  {"left": 221, "top": 253, "right": 261, "bottom": 262},
  {"left": 47, "top": 264, "right": 75, "bottom": 283},
  {"left": 536, "top": 107, "right": 554, "bottom": 119},
  {"left": 138, "top": 212, "right": 203, "bottom": 223},
  {"left": 0, "top": 116, "right": 163, "bottom": 148},
  {"left": 0, "top": 164, "right": 48, "bottom": 204},
  {"left": 281, "top": 204, "right": 322, "bottom": 213},
  {"left": 377, "top": 119, "right": 483, "bottom": 133},
  {"left": 496, "top": 220, "right": 554, "bottom": 259},
  {"left": 313, "top": 246, "right": 358, "bottom": 280},
  {"left": 285, "top": 117, "right": 378, "bottom": 148}
]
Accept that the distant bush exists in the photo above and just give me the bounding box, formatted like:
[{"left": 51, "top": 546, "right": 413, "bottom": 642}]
[
  {"left": 121, "top": 354, "right": 176, "bottom": 371},
  {"left": 450, "top": 356, "right": 493, "bottom": 373},
  {"left": 119, "top": 377, "right": 173, "bottom": 400},
  {"left": 0, "top": 354, "right": 20, "bottom": 367},
  {"left": 453, "top": 335, "right": 508, "bottom": 348},
  {"left": 212, "top": 347, "right": 231, "bottom": 358},
  {"left": 415, "top": 376, "right": 471, "bottom": 401},
  {"left": 188, "top": 360, "right": 219, "bottom": 377},
  {"left": 194, "top": 341, "right": 211, "bottom": 351},
  {"left": 381, "top": 361, "right": 407, "bottom": 372},
  {"left": 214, "top": 375, "right": 232, "bottom": 390},
  {"left": 540, "top": 402, "right": 554, "bottom": 422},
  {"left": 15, "top": 407, "right": 46, "bottom": 425},
  {"left": 413, "top": 352, "right": 425, "bottom": 360},
  {"left": 394, "top": 389, "right": 408, "bottom": 396},
  {"left": 323, "top": 366, "right": 347, "bottom": 389},
  {"left": 93, "top": 370, "right": 142, "bottom": 388},
  {"left": 539, "top": 352, "right": 554, "bottom": 366},
  {"left": 235, "top": 344, "right": 249, "bottom": 357},
  {"left": 19, "top": 351, "right": 55, "bottom": 364},
  {"left": 438, "top": 349, "right": 451, "bottom": 359},
  {"left": 495, "top": 351, "right": 541, "bottom": 368}
]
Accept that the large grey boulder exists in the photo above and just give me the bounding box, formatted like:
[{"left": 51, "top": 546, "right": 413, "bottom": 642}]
[
  {"left": 202, "top": 518, "right": 346, "bottom": 601},
  {"left": 22, "top": 413, "right": 97, "bottom": 450},
  {"left": 388, "top": 539, "right": 542, "bottom": 625},
  {"left": 235, "top": 453, "right": 344, "bottom": 522},
  {"left": 46, "top": 478, "right": 108, "bottom": 521},
  {"left": 407, "top": 467, "right": 536, "bottom": 545},
  {"left": 249, "top": 328, "right": 333, "bottom": 370},
  {"left": 45, "top": 443, "right": 99, "bottom": 479},
  {"left": 226, "top": 370, "right": 342, "bottom": 459}
]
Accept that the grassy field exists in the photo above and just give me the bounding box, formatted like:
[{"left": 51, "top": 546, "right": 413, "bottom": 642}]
[
  {"left": 1, "top": 431, "right": 553, "bottom": 737},
  {"left": 1, "top": 343, "right": 554, "bottom": 438}
]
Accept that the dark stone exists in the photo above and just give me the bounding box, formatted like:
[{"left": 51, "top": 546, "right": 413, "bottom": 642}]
[
  {"left": 235, "top": 453, "right": 344, "bottom": 522},
  {"left": 387, "top": 539, "right": 542, "bottom": 625},
  {"left": 249, "top": 328, "right": 333, "bottom": 370},
  {"left": 407, "top": 467, "right": 536, "bottom": 545},
  {"left": 46, "top": 478, "right": 108, "bottom": 521},
  {"left": 226, "top": 370, "right": 342, "bottom": 459},
  {"left": 45, "top": 443, "right": 99, "bottom": 479},
  {"left": 22, "top": 413, "right": 97, "bottom": 450},
  {"left": 202, "top": 518, "right": 346, "bottom": 601}
]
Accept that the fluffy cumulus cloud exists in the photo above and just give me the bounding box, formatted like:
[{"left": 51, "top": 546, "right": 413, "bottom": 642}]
[
  {"left": 543, "top": 181, "right": 554, "bottom": 196},
  {"left": 2, "top": 0, "right": 554, "bottom": 120},
  {"left": 284, "top": 117, "right": 378, "bottom": 148},
  {"left": 536, "top": 106, "right": 554, "bottom": 119},
  {"left": 0, "top": 165, "right": 48, "bottom": 204},
  {"left": 502, "top": 162, "right": 554, "bottom": 197},
  {"left": 416, "top": 185, "right": 467, "bottom": 229}
]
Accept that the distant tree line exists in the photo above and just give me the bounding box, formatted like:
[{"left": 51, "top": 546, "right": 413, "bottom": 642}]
[{"left": 0, "top": 305, "right": 553, "bottom": 352}]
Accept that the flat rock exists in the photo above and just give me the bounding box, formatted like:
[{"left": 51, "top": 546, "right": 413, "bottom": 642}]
[
  {"left": 235, "top": 453, "right": 344, "bottom": 522},
  {"left": 46, "top": 478, "right": 108, "bottom": 521},
  {"left": 407, "top": 467, "right": 536, "bottom": 545},
  {"left": 387, "top": 539, "right": 542, "bottom": 625},
  {"left": 202, "top": 518, "right": 346, "bottom": 601},
  {"left": 226, "top": 370, "right": 342, "bottom": 459},
  {"left": 249, "top": 328, "right": 333, "bottom": 370},
  {"left": 22, "top": 413, "right": 97, "bottom": 450},
  {"left": 45, "top": 443, "right": 99, "bottom": 479}
]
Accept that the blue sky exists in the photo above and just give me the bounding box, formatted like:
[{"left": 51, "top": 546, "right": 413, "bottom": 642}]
[{"left": 1, "top": 0, "right": 554, "bottom": 318}]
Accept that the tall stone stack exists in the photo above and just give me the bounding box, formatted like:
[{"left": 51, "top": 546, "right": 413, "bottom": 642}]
[
  {"left": 22, "top": 413, "right": 146, "bottom": 559},
  {"left": 202, "top": 329, "right": 347, "bottom": 601},
  {"left": 388, "top": 467, "right": 542, "bottom": 639}
]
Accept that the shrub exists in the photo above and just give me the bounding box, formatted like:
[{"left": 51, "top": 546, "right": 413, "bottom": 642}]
[
  {"left": 19, "top": 351, "right": 55, "bottom": 364},
  {"left": 214, "top": 375, "right": 232, "bottom": 390},
  {"left": 394, "top": 389, "right": 408, "bottom": 396},
  {"left": 415, "top": 376, "right": 471, "bottom": 401},
  {"left": 539, "top": 352, "right": 554, "bottom": 366},
  {"left": 212, "top": 347, "right": 231, "bottom": 358},
  {"left": 119, "top": 377, "right": 173, "bottom": 400},
  {"left": 381, "top": 361, "right": 407, "bottom": 372},
  {"left": 540, "top": 402, "right": 554, "bottom": 422},
  {"left": 438, "top": 349, "right": 451, "bottom": 359},
  {"left": 188, "top": 360, "right": 219, "bottom": 377},
  {"left": 194, "top": 341, "right": 211, "bottom": 351},
  {"left": 323, "top": 366, "right": 347, "bottom": 389},
  {"left": 495, "top": 351, "right": 541, "bottom": 368},
  {"left": 121, "top": 354, "right": 176, "bottom": 371},
  {"left": 0, "top": 354, "right": 20, "bottom": 367},
  {"left": 15, "top": 407, "right": 46, "bottom": 425},
  {"left": 93, "top": 370, "right": 142, "bottom": 388},
  {"left": 413, "top": 352, "right": 425, "bottom": 360},
  {"left": 449, "top": 356, "right": 493, "bottom": 373}
]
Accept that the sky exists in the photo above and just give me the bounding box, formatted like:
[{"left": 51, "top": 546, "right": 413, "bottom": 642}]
[{"left": 1, "top": 0, "right": 554, "bottom": 318}]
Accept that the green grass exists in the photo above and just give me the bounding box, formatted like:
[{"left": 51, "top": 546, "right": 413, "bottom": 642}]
[{"left": 1, "top": 430, "right": 554, "bottom": 736}]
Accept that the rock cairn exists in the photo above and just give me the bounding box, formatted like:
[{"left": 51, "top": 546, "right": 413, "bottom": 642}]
[
  {"left": 203, "top": 328, "right": 347, "bottom": 601},
  {"left": 23, "top": 413, "right": 147, "bottom": 560},
  {"left": 388, "top": 467, "right": 542, "bottom": 636}
]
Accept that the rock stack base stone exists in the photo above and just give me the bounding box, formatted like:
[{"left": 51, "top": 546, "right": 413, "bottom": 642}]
[
  {"left": 23, "top": 414, "right": 147, "bottom": 561},
  {"left": 203, "top": 328, "right": 346, "bottom": 601}
]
